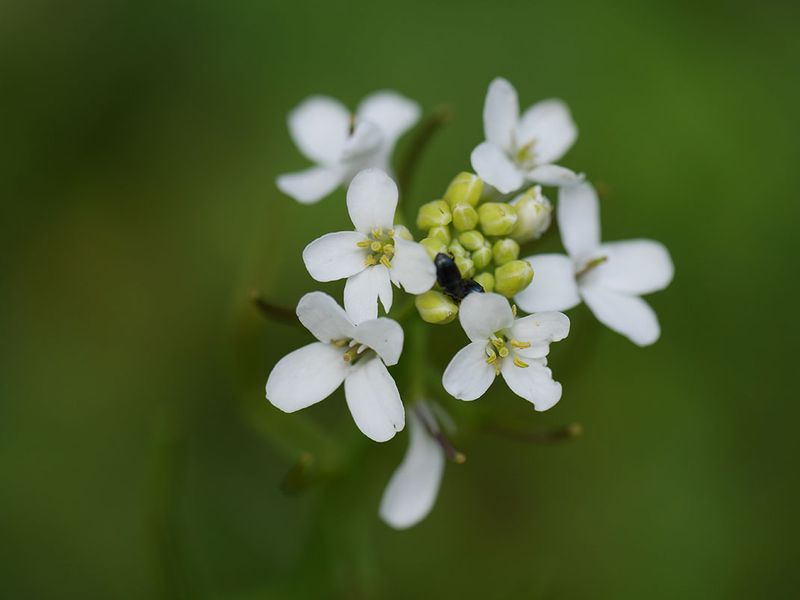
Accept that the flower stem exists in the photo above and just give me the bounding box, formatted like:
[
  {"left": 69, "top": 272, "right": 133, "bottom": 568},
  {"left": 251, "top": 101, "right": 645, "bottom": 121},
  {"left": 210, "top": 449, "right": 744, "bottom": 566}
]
[{"left": 250, "top": 290, "right": 299, "bottom": 326}]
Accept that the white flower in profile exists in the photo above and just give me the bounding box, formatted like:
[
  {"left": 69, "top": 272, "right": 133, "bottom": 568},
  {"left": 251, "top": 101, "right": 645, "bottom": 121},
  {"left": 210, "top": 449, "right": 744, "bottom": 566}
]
[
  {"left": 470, "top": 77, "right": 580, "bottom": 194},
  {"left": 379, "top": 402, "right": 447, "bottom": 530},
  {"left": 442, "top": 293, "right": 570, "bottom": 410},
  {"left": 277, "top": 91, "right": 420, "bottom": 204},
  {"left": 514, "top": 182, "right": 674, "bottom": 346},
  {"left": 303, "top": 169, "right": 436, "bottom": 324},
  {"left": 265, "top": 291, "right": 405, "bottom": 442}
]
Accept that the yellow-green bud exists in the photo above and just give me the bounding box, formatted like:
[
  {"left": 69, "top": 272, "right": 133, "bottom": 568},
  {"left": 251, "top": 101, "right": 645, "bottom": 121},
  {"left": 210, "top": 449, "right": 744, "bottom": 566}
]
[
  {"left": 417, "top": 200, "right": 452, "bottom": 230},
  {"left": 492, "top": 238, "right": 520, "bottom": 265},
  {"left": 510, "top": 187, "right": 553, "bottom": 243},
  {"left": 451, "top": 202, "right": 479, "bottom": 231},
  {"left": 393, "top": 225, "right": 414, "bottom": 241},
  {"left": 455, "top": 256, "right": 475, "bottom": 278},
  {"left": 458, "top": 230, "right": 485, "bottom": 251},
  {"left": 494, "top": 260, "right": 534, "bottom": 298},
  {"left": 443, "top": 172, "right": 483, "bottom": 207},
  {"left": 448, "top": 240, "right": 467, "bottom": 258},
  {"left": 420, "top": 237, "right": 447, "bottom": 260},
  {"left": 473, "top": 271, "right": 495, "bottom": 293},
  {"left": 415, "top": 290, "right": 458, "bottom": 324},
  {"left": 428, "top": 225, "right": 452, "bottom": 244},
  {"left": 472, "top": 245, "right": 493, "bottom": 269},
  {"left": 478, "top": 202, "right": 518, "bottom": 236}
]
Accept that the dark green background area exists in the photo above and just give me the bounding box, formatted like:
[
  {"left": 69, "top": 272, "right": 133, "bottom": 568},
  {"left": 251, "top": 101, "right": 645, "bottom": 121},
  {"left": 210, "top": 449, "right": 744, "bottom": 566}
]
[{"left": 2, "top": 0, "right": 798, "bottom": 598}]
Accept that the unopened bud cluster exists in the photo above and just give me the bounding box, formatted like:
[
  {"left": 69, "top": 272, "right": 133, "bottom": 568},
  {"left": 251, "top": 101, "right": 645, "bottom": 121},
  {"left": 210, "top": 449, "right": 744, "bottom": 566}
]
[{"left": 415, "top": 173, "right": 552, "bottom": 323}]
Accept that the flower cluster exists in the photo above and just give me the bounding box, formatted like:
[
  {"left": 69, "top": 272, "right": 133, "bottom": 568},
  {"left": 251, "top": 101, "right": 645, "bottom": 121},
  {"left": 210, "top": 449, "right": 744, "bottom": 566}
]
[{"left": 263, "top": 77, "right": 674, "bottom": 530}]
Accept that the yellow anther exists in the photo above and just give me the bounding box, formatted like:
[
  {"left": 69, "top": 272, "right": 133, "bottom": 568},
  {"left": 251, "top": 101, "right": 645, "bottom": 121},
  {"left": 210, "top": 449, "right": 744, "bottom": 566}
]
[
  {"left": 380, "top": 255, "right": 392, "bottom": 269},
  {"left": 493, "top": 363, "right": 500, "bottom": 376},
  {"left": 370, "top": 240, "right": 383, "bottom": 252},
  {"left": 498, "top": 346, "right": 509, "bottom": 358},
  {"left": 364, "top": 255, "right": 377, "bottom": 266},
  {"left": 512, "top": 304, "right": 518, "bottom": 317},
  {"left": 491, "top": 337, "right": 504, "bottom": 350},
  {"left": 342, "top": 347, "right": 359, "bottom": 363},
  {"left": 513, "top": 356, "right": 529, "bottom": 368},
  {"left": 383, "top": 244, "right": 395, "bottom": 256},
  {"left": 356, "top": 239, "right": 372, "bottom": 248},
  {"left": 510, "top": 339, "right": 531, "bottom": 349},
  {"left": 332, "top": 339, "right": 349, "bottom": 347},
  {"left": 486, "top": 354, "right": 496, "bottom": 365},
  {"left": 388, "top": 229, "right": 395, "bottom": 238},
  {"left": 372, "top": 227, "right": 383, "bottom": 238}
]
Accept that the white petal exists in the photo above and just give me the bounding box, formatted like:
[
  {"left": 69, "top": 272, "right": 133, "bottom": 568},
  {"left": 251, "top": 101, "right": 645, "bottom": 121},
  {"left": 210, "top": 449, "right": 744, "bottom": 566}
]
[
  {"left": 379, "top": 409, "right": 444, "bottom": 529},
  {"left": 458, "top": 292, "right": 515, "bottom": 343},
  {"left": 514, "top": 254, "right": 581, "bottom": 313},
  {"left": 483, "top": 77, "right": 519, "bottom": 153},
  {"left": 295, "top": 291, "right": 354, "bottom": 343},
  {"left": 344, "top": 357, "right": 404, "bottom": 442},
  {"left": 352, "top": 317, "right": 404, "bottom": 366},
  {"left": 344, "top": 265, "right": 393, "bottom": 324},
  {"left": 265, "top": 342, "right": 347, "bottom": 412},
  {"left": 558, "top": 181, "right": 601, "bottom": 261},
  {"left": 288, "top": 96, "right": 350, "bottom": 165},
  {"left": 340, "top": 120, "right": 383, "bottom": 162},
  {"left": 442, "top": 342, "right": 496, "bottom": 401},
  {"left": 390, "top": 239, "right": 436, "bottom": 294},
  {"left": 527, "top": 164, "right": 583, "bottom": 187},
  {"left": 500, "top": 358, "right": 562, "bottom": 411},
  {"left": 516, "top": 99, "right": 577, "bottom": 164},
  {"left": 346, "top": 169, "right": 398, "bottom": 234},
  {"left": 584, "top": 240, "right": 674, "bottom": 296},
  {"left": 303, "top": 231, "right": 368, "bottom": 282},
  {"left": 470, "top": 142, "right": 524, "bottom": 194},
  {"left": 357, "top": 91, "right": 421, "bottom": 146},
  {"left": 276, "top": 166, "right": 345, "bottom": 204},
  {"left": 581, "top": 285, "right": 661, "bottom": 346},
  {"left": 510, "top": 311, "right": 570, "bottom": 359}
]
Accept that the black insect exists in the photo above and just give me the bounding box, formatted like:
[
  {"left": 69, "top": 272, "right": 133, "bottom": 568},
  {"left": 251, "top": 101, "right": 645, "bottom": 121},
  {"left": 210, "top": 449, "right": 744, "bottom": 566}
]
[{"left": 434, "top": 253, "right": 484, "bottom": 303}]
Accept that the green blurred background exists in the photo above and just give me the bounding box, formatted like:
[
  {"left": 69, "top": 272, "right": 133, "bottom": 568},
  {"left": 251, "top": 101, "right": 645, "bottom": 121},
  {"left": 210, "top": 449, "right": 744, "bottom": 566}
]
[{"left": 2, "top": 0, "right": 799, "bottom": 598}]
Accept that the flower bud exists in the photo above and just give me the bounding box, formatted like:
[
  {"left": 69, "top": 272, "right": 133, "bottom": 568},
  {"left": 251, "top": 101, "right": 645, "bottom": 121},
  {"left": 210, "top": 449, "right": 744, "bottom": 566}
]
[
  {"left": 458, "top": 230, "right": 485, "bottom": 251},
  {"left": 472, "top": 245, "right": 493, "bottom": 269},
  {"left": 420, "top": 237, "right": 447, "bottom": 260},
  {"left": 417, "top": 200, "right": 452, "bottom": 230},
  {"left": 415, "top": 290, "right": 458, "bottom": 324},
  {"left": 473, "top": 271, "right": 495, "bottom": 293},
  {"left": 393, "top": 225, "right": 414, "bottom": 241},
  {"left": 494, "top": 259, "right": 534, "bottom": 298},
  {"left": 491, "top": 238, "right": 520, "bottom": 265},
  {"left": 443, "top": 172, "right": 483, "bottom": 207},
  {"left": 510, "top": 186, "right": 552, "bottom": 243},
  {"left": 451, "top": 202, "right": 479, "bottom": 231},
  {"left": 455, "top": 256, "right": 475, "bottom": 278},
  {"left": 448, "top": 240, "right": 467, "bottom": 258},
  {"left": 428, "top": 225, "right": 452, "bottom": 244},
  {"left": 478, "top": 202, "right": 518, "bottom": 236}
]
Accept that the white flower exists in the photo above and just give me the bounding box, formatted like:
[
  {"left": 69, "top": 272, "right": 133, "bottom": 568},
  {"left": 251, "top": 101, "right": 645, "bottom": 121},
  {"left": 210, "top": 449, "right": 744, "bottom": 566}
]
[
  {"left": 442, "top": 293, "right": 570, "bottom": 410},
  {"left": 514, "top": 182, "right": 675, "bottom": 346},
  {"left": 379, "top": 403, "right": 445, "bottom": 530},
  {"left": 277, "top": 91, "right": 420, "bottom": 204},
  {"left": 265, "top": 291, "right": 405, "bottom": 442},
  {"left": 470, "top": 77, "right": 580, "bottom": 194},
  {"left": 303, "top": 169, "right": 436, "bottom": 324}
]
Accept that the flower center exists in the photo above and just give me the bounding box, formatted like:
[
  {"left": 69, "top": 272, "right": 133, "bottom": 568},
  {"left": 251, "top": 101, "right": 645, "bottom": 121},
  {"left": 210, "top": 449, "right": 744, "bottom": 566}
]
[
  {"left": 332, "top": 337, "right": 373, "bottom": 366},
  {"left": 484, "top": 331, "right": 531, "bottom": 375},
  {"left": 575, "top": 255, "right": 608, "bottom": 279},
  {"left": 356, "top": 228, "right": 396, "bottom": 269},
  {"left": 514, "top": 139, "right": 538, "bottom": 169}
]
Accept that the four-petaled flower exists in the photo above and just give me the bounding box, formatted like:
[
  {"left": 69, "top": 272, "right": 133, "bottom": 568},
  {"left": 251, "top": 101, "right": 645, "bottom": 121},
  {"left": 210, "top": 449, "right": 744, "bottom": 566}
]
[
  {"left": 303, "top": 168, "right": 436, "bottom": 324},
  {"left": 277, "top": 91, "right": 420, "bottom": 204},
  {"left": 471, "top": 77, "right": 580, "bottom": 194},
  {"left": 442, "top": 292, "right": 570, "bottom": 410},
  {"left": 514, "top": 182, "right": 674, "bottom": 346},
  {"left": 265, "top": 291, "right": 405, "bottom": 442}
]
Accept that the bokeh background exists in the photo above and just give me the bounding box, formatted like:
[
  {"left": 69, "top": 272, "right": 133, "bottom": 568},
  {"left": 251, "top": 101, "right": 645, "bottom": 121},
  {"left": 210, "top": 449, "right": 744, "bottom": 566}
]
[{"left": 2, "top": 0, "right": 799, "bottom": 598}]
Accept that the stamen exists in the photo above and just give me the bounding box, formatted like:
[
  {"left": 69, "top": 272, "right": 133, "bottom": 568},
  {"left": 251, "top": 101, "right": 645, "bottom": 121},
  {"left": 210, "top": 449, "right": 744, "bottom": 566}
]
[
  {"left": 380, "top": 255, "right": 392, "bottom": 269},
  {"left": 342, "top": 347, "right": 359, "bottom": 363},
  {"left": 510, "top": 339, "right": 531, "bottom": 349},
  {"left": 382, "top": 244, "right": 395, "bottom": 256},
  {"left": 513, "top": 356, "right": 529, "bottom": 368},
  {"left": 372, "top": 227, "right": 383, "bottom": 238},
  {"left": 388, "top": 229, "right": 395, "bottom": 238},
  {"left": 364, "top": 255, "right": 377, "bottom": 266},
  {"left": 485, "top": 347, "right": 497, "bottom": 361},
  {"left": 370, "top": 240, "right": 383, "bottom": 252},
  {"left": 498, "top": 346, "right": 509, "bottom": 358},
  {"left": 356, "top": 239, "right": 372, "bottom": 248},
  {"left": 511, "top": 304, "right": 518, "bottom": 317},
  {"left": 576, "top": 255, "right": 609, "bottom": 278},
  {"left": 332, "top": 339, "right": 349, "bottom": 347},
  {"left": 491, "top": 337, "right": 504, "bottom": 350}
]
